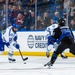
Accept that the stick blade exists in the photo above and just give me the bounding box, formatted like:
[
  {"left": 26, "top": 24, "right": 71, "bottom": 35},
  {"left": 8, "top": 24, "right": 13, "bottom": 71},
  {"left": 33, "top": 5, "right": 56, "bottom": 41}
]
[{"left": 23, "top": 57, "right": 28, "bottom": 61}]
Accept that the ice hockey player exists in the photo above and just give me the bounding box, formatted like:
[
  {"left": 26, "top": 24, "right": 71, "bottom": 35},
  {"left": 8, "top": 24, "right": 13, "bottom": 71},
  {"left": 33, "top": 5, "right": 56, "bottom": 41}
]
[
  {"left": 2, "top": 23, "right": 20, "bottom": 62},
  {"left": 45, "top": 23, "right": 68, "bottom": 58},
  {"left": 44, "top": 18, "right": 75, "bottom": 68},
  {"left": 0, "top": 32, "right": 5, "bottom": 54}
]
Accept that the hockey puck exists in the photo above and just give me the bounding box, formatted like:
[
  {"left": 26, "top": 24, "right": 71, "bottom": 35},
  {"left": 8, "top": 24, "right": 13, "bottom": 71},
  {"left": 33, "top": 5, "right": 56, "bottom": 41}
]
[{"left": 24, "top": 62, "right": 26, "bottom": 64}]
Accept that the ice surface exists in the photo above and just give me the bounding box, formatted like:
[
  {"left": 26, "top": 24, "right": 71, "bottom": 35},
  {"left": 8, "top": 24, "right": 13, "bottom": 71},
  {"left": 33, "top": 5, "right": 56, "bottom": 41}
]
[{"left": 0, "top": 56, "right": 75, "bottom": 75}]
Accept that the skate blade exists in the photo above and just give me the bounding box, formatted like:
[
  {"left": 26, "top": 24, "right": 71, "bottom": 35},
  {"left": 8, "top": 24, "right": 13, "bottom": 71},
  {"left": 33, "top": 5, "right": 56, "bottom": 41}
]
[
  {"left": 44, "top": 63, "right": 47, "bottom": 67},
  {"left": 44, "top": 64, "right": 51, "bottom": 69},
  {"left": 47, "top": 66, "right": 51, "bottom": 69},
  {"left": 9, "top": 61, "right": 16, "bottom": 63}
]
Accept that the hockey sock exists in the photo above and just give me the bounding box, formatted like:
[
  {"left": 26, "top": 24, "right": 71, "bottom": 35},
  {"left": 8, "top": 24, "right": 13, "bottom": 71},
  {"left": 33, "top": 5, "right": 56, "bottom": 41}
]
[{"left": 50, "top": 52, "right": 58, "bottom": 65}]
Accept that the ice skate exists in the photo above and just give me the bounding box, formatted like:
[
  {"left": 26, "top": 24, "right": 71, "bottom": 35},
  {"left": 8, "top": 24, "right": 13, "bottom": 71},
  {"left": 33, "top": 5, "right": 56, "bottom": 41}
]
[
  {"left": 8, "top": 58, "right": 16, "bottom": 63},
  {"left": 44, "top": 61, "right": 52, "bottom": 68},
  {"left": 61, "top": 54, "right": 68, "bottom": 59}
]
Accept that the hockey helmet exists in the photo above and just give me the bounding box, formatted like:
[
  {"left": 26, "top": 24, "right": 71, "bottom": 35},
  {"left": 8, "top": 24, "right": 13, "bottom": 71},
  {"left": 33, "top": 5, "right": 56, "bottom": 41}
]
[
  {"left": 58, "top": 18, "right": 66, "bottom": 26},
  {"left": 12, "top": 23, "right": 19, "bottom": 29}
]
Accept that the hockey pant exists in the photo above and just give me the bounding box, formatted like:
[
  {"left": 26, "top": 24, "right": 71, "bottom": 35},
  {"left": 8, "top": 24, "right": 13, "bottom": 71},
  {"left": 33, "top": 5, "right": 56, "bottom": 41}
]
[
  {"left": 69, "top": 43, "right": 75, "bottom": 55},
  {"left": 8, "top": 45, "right": 14, "bottom": 59},
  {"left": 8, "top": 42, "right": 16, "bottom": 59},
  {"left": 50, "top": 42, "right": 73, "bottom": 65}
]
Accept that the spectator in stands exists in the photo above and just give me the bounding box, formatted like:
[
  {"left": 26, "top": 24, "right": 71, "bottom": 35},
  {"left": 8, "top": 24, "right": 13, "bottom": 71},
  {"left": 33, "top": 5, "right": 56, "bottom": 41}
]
[
  {"left": 53, "top": 11, "right": 62, "bottom": 23},
  {"left": 37, "top": 15, "right": 45, "bottom": 30},
  {"left": 8, "top": 4, "right": 12, "bottom": 14},
  {"left": 28, "top": 0, "right": 35, "bottom": 6},
  {"left": 23, "top": 10, "right": 31, "bottom": 30},
  {"left": 70, "top": 19, "right": 75, "bottom": 30},
  {"left": 27, "top": 0, "right": 35, "bottom": 10},
  {"left": 18, "top": 5, "right": 24, "bottom": 15},
  {"left": 72, "top": 9, "right": 75, "bottom": 19},
  {"left": 16, "top": 0, "right": 22, "bottom": 6},
  {"left": 66, "top": 9, "right": 75, "bottom": 24},
  {"left": 0, "top": 12, "right": 6, "bottom": 30},
  {"left": 0, "top": 0, "right": 5, "bottom": 3},
  {"left": 0, "top": 3, "right": 6, "bottom": 24},
  {"left": 64, "top": 0, "right": 70, "bottom": 9},
  {"left": 1, "top": 3, "right": 6, "bottom": 17},
  {"left": 10, "top": 4, "right": 19, "bottom": 24},
  {"left": 69, "top": 0, "right": 75, "bottom": 16},
  {"left": 30, "top": 11, "right": 35, "bottom": 30},
  {"left": 8, "top": 4, "right": 13, "bottom": 25},
  {"left": 44, "top": 12, "right": 51, "bottom": 28},
  {"left": 9, "top": 0, "right": 18, "bottom": 5},
  {"left": 16, "top": 13, "right": 25, "bottom": 30},
  {"left": 55, "top": 0, "right": 64, "bottom": 12}
]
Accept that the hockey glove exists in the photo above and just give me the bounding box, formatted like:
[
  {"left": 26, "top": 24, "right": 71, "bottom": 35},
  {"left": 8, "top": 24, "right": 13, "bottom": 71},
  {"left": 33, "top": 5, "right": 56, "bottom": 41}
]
[
  {"left": 13, "top": 43, "right": 20, "bottom": 49},
  {"left": 53, "top": 42, "right": 58, "bottom": 48},
  {"left": 15, "top": 44, "right": 20, "bottom": 49},
  {"left": 47, "top": 44, "right": 53, "bottom": 51}
]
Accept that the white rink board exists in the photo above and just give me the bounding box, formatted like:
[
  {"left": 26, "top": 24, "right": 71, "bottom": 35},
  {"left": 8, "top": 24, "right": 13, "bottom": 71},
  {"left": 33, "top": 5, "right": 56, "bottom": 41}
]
[
  {"left": 17, "top": 31, "right": 47, "bottom": 52},
  {"left": 5, "top": 31, "right": 75, "bottom": 52}
]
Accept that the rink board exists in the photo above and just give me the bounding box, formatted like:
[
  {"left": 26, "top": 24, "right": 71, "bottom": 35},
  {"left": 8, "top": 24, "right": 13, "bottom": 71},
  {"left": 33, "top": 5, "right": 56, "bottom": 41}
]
[
  {"left": 3, "top": 51, "right": 75, "bottom": 57},
  {"left": 3, "top": 31, "right": 75, "bottom": 57}
]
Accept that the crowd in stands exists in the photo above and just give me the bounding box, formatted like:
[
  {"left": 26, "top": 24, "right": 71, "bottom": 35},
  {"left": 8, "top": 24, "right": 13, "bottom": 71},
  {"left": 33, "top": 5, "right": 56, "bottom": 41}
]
[{"left": 0, "top": 0, "right": 75, "bottom": 31}]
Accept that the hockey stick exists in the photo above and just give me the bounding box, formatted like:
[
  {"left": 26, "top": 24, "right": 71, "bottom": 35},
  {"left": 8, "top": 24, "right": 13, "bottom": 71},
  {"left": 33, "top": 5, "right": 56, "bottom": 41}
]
[{"left": 18, "top": 49, "right": 28, "bottom": 61}]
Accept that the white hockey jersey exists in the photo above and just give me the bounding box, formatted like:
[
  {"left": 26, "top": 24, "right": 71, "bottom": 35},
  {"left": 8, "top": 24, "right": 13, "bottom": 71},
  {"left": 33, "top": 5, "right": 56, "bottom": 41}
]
[
  {"left": 2, "top": 26, "right": 18, "bottom": 44},
  {"left": 45, "top": 24, "right": 58, "bottom": 37}
]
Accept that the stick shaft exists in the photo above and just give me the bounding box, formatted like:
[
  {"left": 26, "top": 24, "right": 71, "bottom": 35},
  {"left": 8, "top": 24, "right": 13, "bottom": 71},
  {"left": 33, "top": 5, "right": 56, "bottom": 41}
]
[{"left": 18, "top": 49, "right": 24, "bottom": 61}]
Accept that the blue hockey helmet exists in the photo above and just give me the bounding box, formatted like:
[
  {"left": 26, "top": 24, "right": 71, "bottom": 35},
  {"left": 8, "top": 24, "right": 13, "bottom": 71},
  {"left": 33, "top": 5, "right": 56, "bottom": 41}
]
[{"left": 12, "top": 23, "right": 19, "bottom": 29}]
